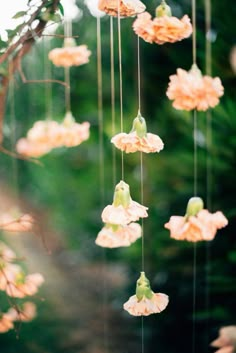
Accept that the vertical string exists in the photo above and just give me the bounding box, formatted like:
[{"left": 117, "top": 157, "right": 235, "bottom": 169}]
[
  {"left": 110, "top": 16, "right": 116, "bottom": 187},
  {"left": 192, "top": 0, "right": 197, "bottom": 352},
  {"left": 205, "top": 0, "right": 212, "bottom": 349},
  {"left": 44, "top": 38, "right": 52, "bottom": 120},
  {"left": 64, "top": 19, "right": 71, "bottom": 113},
  {"left": 137, "top": 37, "right": 141, "bottom": 112},
  {"left": 117, "top": 5, "right": 124, "bottom": 180}
]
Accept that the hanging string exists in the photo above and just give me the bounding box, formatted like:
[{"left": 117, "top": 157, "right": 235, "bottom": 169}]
[
  {"left": 110, "top": 16, "right": 116, "bottom": 187},
  {"left": 44, "top": 38, "right": 53, "bottom": 121},
  {"left": 205, "top": 0, "right": 212, "bottom": 349},
  {"left": 192, "top": 0, "right": 197, "bottom": 352},
  {"left": 137, "top": 37, "right": 141, "bottom": 112},
  {"left": 117, "top": 3, "right": 124, "bottom": 180},
  {"left": 64, "top": 19, "right": 72, "bottom": 113}
]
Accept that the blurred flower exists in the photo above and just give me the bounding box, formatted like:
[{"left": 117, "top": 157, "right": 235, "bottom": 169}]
[
  {"left": 211, "top": 326, "right": 236, "bottom": 353},
  {"left": 0, "top": 313, "right": 14, "bottom": 333},
  {"left": 48, "top": 39, "right": 91, "bottom": 67},
  {"left": 123, "top": 271, "right": 169, "bottom": 316},
  {"left": 95, "top": 222, "right": 142, "bottom": 248},
  {"left": 133, "top": 0, "right": 192, "bottom": 45},
  {"left": 60, "top": 111, "right": 90, "bottom": 147},
  {"left": 229, "top": 45, "right": 236, "bottom": 75},
  {"left": 111, "top": 111, "right": 164, "bottom": 153},
  {"left": 85, "top": 0, "right": 106, "bottom": 17},
  {"left": 166, "top": 64, "right": 224, "bottom": 111},
  {"left": 98, "top": 0, "right": 146, "bottom": 17},
  {"left": 0, "top": 210, "right": 34, "bottom": 233},
  {"left": 164, "top": 197, "right": 228, "bottom": 242},
  {"left": 101, "top": 180, "right": 148, "bottom": 225},
  {"left": 7, "top": 302, "right": 37, "bottom": 322},
  {"left": 16, "top": 138, "right": 52, "bottom": 158},
  {"left": 0, "top": 242, "right": 16, "bottom": 262}
]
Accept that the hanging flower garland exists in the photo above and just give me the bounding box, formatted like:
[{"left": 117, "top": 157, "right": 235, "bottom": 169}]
[{"left": 98, "top": 0, "right": 146, "bottom": 17}]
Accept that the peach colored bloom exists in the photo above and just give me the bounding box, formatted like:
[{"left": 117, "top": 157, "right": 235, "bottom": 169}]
[
  {"left": 60, "top": 111, "right": 90, "bottom": 147},
  {"left": 48, "top": 44, "right": 91, "bottom": 67},
  {"left": 211, "top": 326, "right": 236, "bottom": 353},
  {"left": 95, "top": 222, "right": 142, "bottom": 248},
  {"left": 0, "top": 314, "right": 14, "bottom": 333},
  {"left": 166, "top": 65, "right": 224, "bottom": 111},
  {"left": 16, "top": 138, "right": 52, "bottom": 158},
  {"left": 165, "top": 209, "right": 228, "bottom": 242},
  {"left": 27, "top": 120, "right": 64, "bottom": 148},
  {"left": 111, "top": 132, "right": 164, "bottom": 153},
  {"left": 133, "top": 12, "right": 192, "bottom": 45},
  {"left": 5, "top": 273, "right": 44, "bottom": 298},
  {"left": 0, "top": 212, "right": 34, "bottom": 233},
  {"left": 0, "top": 242, "right": 16, "bottom": 263},
  {"left": 124, "top": 292, "right": 169, "bottom": 316},
  {"left": 98, "top": 0, "right": 146, "bottom": 17},
  {"left": 102, "top": 201, "right": 148, "bottom": 225},
  {"left": 7, "top": 302, "right": 36, "bottom": 322}
]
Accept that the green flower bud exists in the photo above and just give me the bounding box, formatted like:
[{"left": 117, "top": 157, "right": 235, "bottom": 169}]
[
  {"left": 136, "top": 271, "right": 154, "bottom": 301},
  {"left": 189, "top": 64, "right": 202, "bottom": 77},
  {"left": 113, "top": 181, "right": 131, "bottom": 208},
  {"left": 63, "top": 111, "right": 75, "bottom": 126},
  {"left": 156, "top": 0, "right": 172, "bottom": 17},
  {"left": 64, "top": 38, "right": 77, "bottom": 48},
  {"left": 131, "top": 110, "right": 147, "bottom": 138},
  {"left": 185, "top": 197, "right": 204, "bottom": 218}
]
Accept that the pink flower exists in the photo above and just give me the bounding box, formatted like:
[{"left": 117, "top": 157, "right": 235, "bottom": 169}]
[
  {"left": 95, "top": 223, "right": 142, "bottom": 248},
  {"left": 165, "top": 197, "right": 228, "bottom": 242},
  {"left": 133, "top": 12, "right": 192, "bottom": 44},
  {"left": 111, "top": 112, "right": 164, "bottom": 153},
  {"left": 102, "top": 201, "right": 148, "bottom": 225},
  {"left": 211, "top": 326, "right": 236, "bottom": 353},
  {"left": 0, "top": 314, "right": 14, "bottom": 333},
  {"left": 123, "top": 272, "right": 169, "bottom": 316},
  {"left": 98, "top": 0, "right": 146, "bottom": 17},
  {"left": 124, "top": 293, "right": 169, "bottom": 316},
  {"left": 16, "top": 138, "right": 52, "bottom": 158},
  {"left": 48, "top": 43, "right": 92, "bottom": 67},
  {"left": 0, "top": 212, "right": 34, "bottom": 233},
  {"left": 7, "top": 302, "right": 36, "bottom": 322},
  {"left": 0, "top": 242, "right": 16, "bottom": 262},
  {"left": 60, "top": 112, "right": 90, "bottom": 147},
  {"left": 166, "top": 65, "right": 224, "bottom": 111}
]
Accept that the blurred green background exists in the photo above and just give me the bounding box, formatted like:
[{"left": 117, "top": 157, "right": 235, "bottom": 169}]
[{"left": 0, "top": 0, "right": 235, "bottom": 352}]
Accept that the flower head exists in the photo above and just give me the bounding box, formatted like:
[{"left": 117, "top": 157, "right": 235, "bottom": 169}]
[
  {"left": 7, "top": 302, "right": 37, "bottom": 322},
  {"left": 211, "top": 326, "right": 236, "bottom": 353},
  {"left": 101, "top": 180, "right": 148, "bottom": 225},
  {"left": 60, "top": 111, "right": 90, "bottom": 147},
  {"left": 133, "top": 0, "right": 192, "bottom": 45},
  {"left": 0, "top": 313, "right": 14, "bottom": 333},
  {"left": 165, "top": 197, "right": 228, "bottom": 242},
  {"left": 111, "top": 111, "right": 164, "bottom": 153},
  {"left": 98, "top": 0, "right": 146, "bottom": 17},
  {"left": 123, "top": 271, "right": 169, "bottom": 316},
  {"left": 0, "top": 210, "right": 34, "bottom": 233},
  {"left": 95, "top": 222, "right": 142, "bottom": 248},
  {"left": 48, "top": 41, "right": 91, "bottom": 67},
  {"left": 166, "top": 64, "right": 224, "bottom": 111}
]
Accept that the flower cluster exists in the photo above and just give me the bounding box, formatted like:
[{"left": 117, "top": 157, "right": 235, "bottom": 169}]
[
  {"left": 165, "top": 197, "right": 228, "bottom": 242},
  {"left": 166, "top": 64, "right": 224, "bottom": 111},
  {"left": 111, "top": 111, "right": 164, "bottom": 153},
  {"left": 16, "top": 111, "right": 90, "bottom": 158},
  {"left": 95, "top": 180, "right": 148, "bottom": 248},
  {"left": 211, "top": 326, "right": 236, "bottom": 353},
  {"left": 98, "top": 0, "right": 146, "bottom": 17},
  {"left": 123, "top": 271, "right": 169, "bottom": 316},
  {"left": 48, "top": 38, "right": 91, "bottom": 67},
  {"left": 0, "top": 208, "right": 34, "bottom": 233},
  {"left": 133, "top": 0, "right": 192, "bottom": 45}
]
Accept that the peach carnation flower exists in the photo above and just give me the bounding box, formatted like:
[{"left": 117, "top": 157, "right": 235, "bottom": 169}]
[
  {"left": 0, "top": 210, "right": 34, "bottom": 233},
  {"left": 48, "top": 39, "right": 91, "bottom": 67},
  {"left": 101, "top": 180, "right": 148, "bottom": 225},
  {"left": 123, "top": 271, "right": 169, "bottom": 316},
  {"left": 133, "top": 1, "right": 192, "bottom": 45},
  {"left": 16, "top": 138, "right": 52, "bottom": 158},
  {"left": 211, "top": 326, "right": 236, "bottom": 353},
  {"left": 166, "top": 64, "right": 224, "bottom": 111},
  {"left": 60, "top": 111, "right": 90, "bottom": 147},
  {"left": 7, "top": 302, "right": 37, "bottom": 322},
  {"left": 111, "top": 111, "right": 164, "bottom": 153},
  {"left": 98, "top": 0, "right": 146, "bottom": 17},
  {"left": 164, "top": 197, "right": 228, "bottom": 242},
  {"left": 95, "top": 222, "right": 142, "bottom": 248},
  {"left": 0, "top": 313, "right": 14, "bottom": 333}
]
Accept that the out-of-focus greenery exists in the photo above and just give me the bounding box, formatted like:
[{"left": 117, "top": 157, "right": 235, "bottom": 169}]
[{"left": 0, "top": 0, "right": 235, "bottom": 352}]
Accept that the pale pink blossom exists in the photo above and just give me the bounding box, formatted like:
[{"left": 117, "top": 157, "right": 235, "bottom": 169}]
[
  {"left": 166, "top": 65, "right": 224, "bottom": 111},
  {"left": 16, "top": 138, "right": 52, "bottom": 158},
  {"left": 0, "top": 242, "right": 16, "bottom": 262},
  {"left": 165, "top": 209, "right": 228, "bottom": 242},
  {"left": 98, "top": 0, "right": 146, "bottom": 17},
  {"left": 0, "top": 212, "right": 34, "bottom": 233},
  {"left": 7, "top": 302, "right": 36, "bottom": 322},
  {"left": 133, "top": 12, "right": 192, "bottom": 44},
  {"left": 102, "top": 201, "right": 148, "bottom": 225},
  {"left": 0, "top": 314, "right": 14, "bottom": 333},
  {"left": 95, "top": 223, "right": 142, "bottom": 248},
  {"left": 111, "top": 131, "right": 164, "bottom": 153},
  {"left": 123, "top": 292, "right": 169, "bottom": 316},
  {"left": 48, "top": 44, "right": 91, "bottom": 67},
  {"left": 60, "top": 112, "right": 90, "bottom": 147},
  {"left": 211, "top": 326, "right": 236, "bottom": 353}
]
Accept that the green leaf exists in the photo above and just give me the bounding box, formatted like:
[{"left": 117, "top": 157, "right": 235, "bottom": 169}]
[
  {"left": 58, "top": 3, "right": 64, "bottom": 16},
  {"left": 12, "top": 11, "right": 26, "bottom": 19},
  {"left": 0, "top": 39, "right": 8, "bottom": 50}
]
